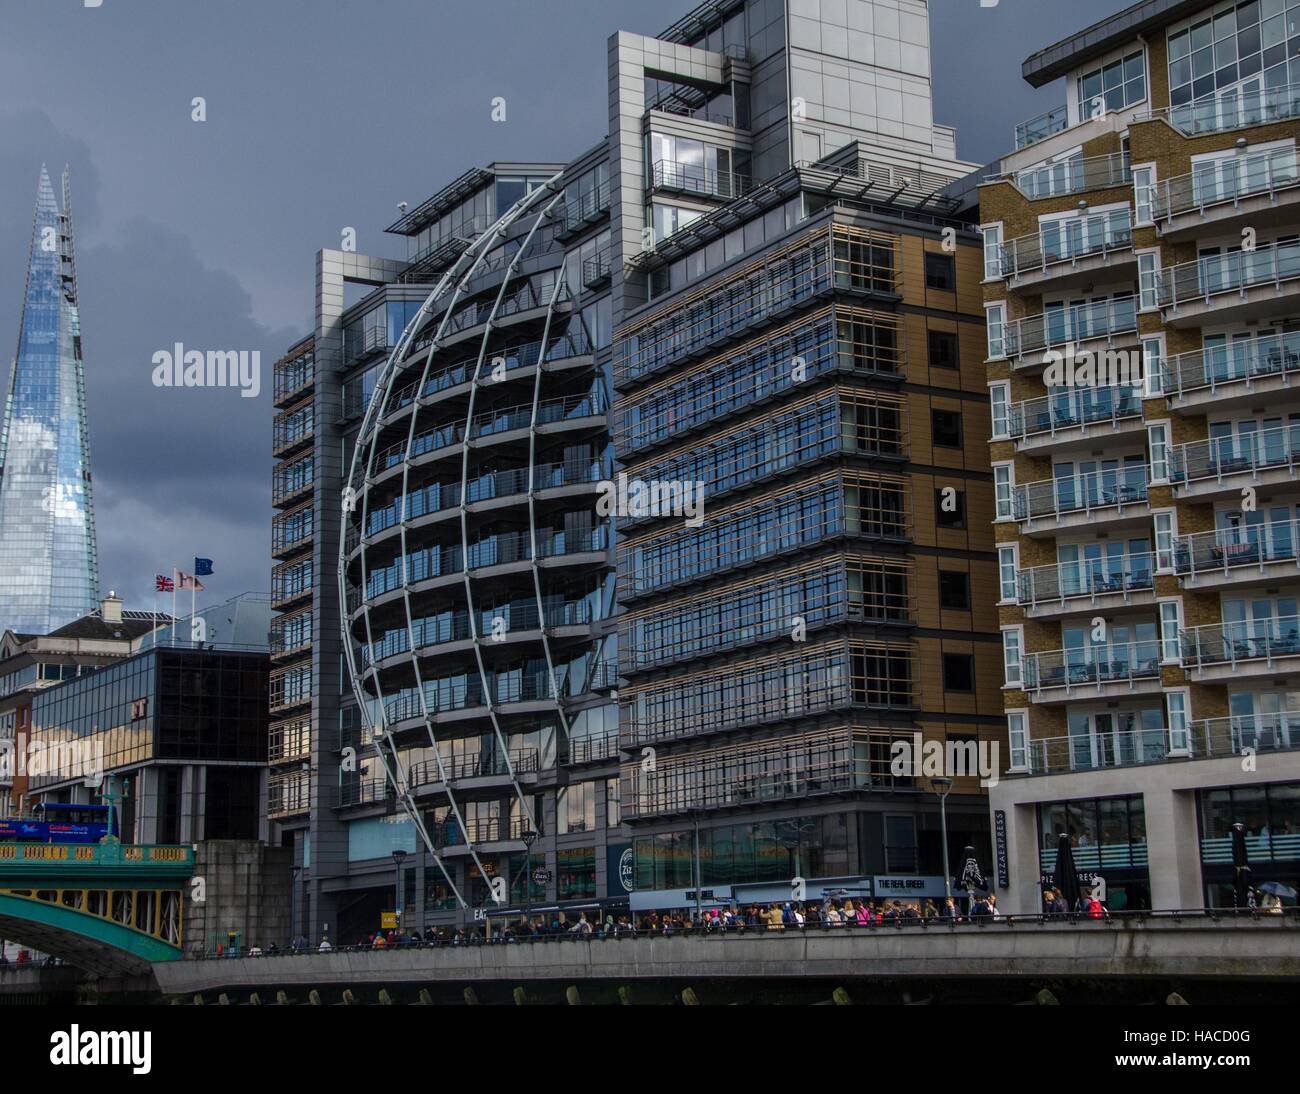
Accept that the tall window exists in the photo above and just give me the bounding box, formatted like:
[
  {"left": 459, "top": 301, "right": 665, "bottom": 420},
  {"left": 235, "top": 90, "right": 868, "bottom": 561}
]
[
  {"left": 1154, "top": 510, "right": 1177, "bottom": 572},
  {"left": 1133, "top": 165, "right": 1156, "bottom": 225},
  {"left": 1138, "top": 252, "right": 1161, "bottom": 310},
  {"left": 990, "top": 382, "right": 1010, "bottom": 439},
  {"left": 1159, "top": 600, "right": 1183, "bottom": 664},
  {"left": 986, "top": 304, "right": 1006, "bottom": 358},
  {"left": 994, "top": 464, "right": 1014, "bottom": 520},
  {"left": 998, "top": 545, "right": 1018, "bottom": 602},
  {"left": 983, "top": 225, "right": 1003, "bottom": 280},
  {"left": 1007, "top": 711, "right": 1029, "bottom": 772},
  {"left": 1148, "top": 422, "right": 1170, "bottom": 481},
  {"left": 1167, "top": 690, "right": 1190, "bottom": 754},
  {"left": 1002, "top": 629, "right": 1023, "bottom": 687}
]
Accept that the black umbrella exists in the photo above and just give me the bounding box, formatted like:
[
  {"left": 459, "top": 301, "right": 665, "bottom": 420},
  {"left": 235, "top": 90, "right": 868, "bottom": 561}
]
[
  {"left": 956, "top": 845, "right": 988, "bottom": 897},
  {"left": 1051, "top": 832, "right": 1081, "bottom": 912},
  {"left": 1231, "top": 822, "right": 1252, "bottom": 909},
  {"left": 1260, "top": 881, "right": 1296, "bottom": 899}
]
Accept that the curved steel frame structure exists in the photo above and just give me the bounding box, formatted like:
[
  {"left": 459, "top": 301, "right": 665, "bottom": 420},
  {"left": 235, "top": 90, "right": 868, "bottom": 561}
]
[{"left": 339, "top": 173, "right": 591, "bottom": 911}]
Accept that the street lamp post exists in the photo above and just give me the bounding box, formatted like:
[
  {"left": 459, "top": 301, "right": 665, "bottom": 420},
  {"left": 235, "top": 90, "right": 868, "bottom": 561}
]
[
  {"left": 391, "top": 849, "right": 408, "bottom": 934},
  {"left": 521, "top": 828, "right": 537, "bottom": 927},
  {"left": 933, "top": 777, "right": 953, "bottom": 902}
]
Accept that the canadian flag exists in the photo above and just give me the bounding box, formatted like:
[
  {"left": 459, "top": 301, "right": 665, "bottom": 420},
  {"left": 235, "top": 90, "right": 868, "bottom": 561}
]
[{"left": 176, "top": 570, "right": 205, "bottom": 592}]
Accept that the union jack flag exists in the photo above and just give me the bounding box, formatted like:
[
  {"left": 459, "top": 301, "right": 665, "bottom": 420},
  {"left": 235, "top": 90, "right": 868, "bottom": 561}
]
[{"left": 155, "top": 574, "right": 174, "bottom": 592}]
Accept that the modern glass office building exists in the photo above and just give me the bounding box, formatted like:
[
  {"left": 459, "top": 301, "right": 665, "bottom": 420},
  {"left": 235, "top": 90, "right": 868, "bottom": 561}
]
[
  {"left": 280, "top": 0, "right": 1002, "bottom": 939},
  {"left": 982, "top": 0, "right": 1300, "bottom": 913},
  {"left": 0, "top": 167, "right": 100, "bottom": 636}
]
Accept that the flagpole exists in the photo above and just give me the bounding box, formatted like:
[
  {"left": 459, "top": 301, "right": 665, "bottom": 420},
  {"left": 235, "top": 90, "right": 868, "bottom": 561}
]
[
  {"left": 191, "top": 581, "right": 197, "bottom": 646},
  {"left": 171, "top": 569, "right": 177, "bottom": 647}
]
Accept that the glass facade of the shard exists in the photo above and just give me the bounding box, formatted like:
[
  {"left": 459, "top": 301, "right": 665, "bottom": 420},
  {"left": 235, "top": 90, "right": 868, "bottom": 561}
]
[{"left": 0, "top": 167, "right": 99, "bottom": 635}]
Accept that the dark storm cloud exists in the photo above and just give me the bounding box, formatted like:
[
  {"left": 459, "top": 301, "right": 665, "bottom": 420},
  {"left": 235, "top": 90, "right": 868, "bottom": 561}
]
[{"left": 0, "top": 0, "right": 1136, "bottom": 612}]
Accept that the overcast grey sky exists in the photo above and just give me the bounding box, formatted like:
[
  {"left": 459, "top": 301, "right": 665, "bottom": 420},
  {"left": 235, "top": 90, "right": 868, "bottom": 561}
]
[{"left": 0, "top": 0, "right": 1133, "bottom": 614}]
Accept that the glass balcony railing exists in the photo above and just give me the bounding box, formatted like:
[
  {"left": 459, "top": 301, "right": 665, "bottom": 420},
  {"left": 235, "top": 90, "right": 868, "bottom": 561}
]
[
  {"left": 1191, "top": 714, "right": 1300, "bottom": 759},
  {"left": 1162, "top": 332, "right": 1300, "bottom": 398},
  {"left": 1027, "top": 726, "right": 1177, "bottom": 774},
  {"left": 1014, "top": 103, "right": 1068, "bottom": 149},
  {"left": 1154, "top": 146, "right": 1300, "bottom": 221},
  {"left": 1168, "top": 425, "right": 1300, "bottom": 486},
  {"left": 1181, "top": 614, "right": 1300, "bottom": 671},
  {"left": 1152, "top": 81, "right": 1300, "bottom": 137},
  {"left": 1023, "top": 642, "right": 1162, "bottom": 692},
  {"left": 1012, "top": 152, "right": 1131, "bottom": 199},
  {"left": 1004, "top": 297, "right": 1137, "bottom": 358},
  {"left": 1007, "top": 385, "right": 1142, "bottom": 442},
  {"left": 1174, "top": 519, "right": 1300, "bottom": 579},
  {"left": 1016, "top": 552, "right": 1154, "bottom": 609},
  {"left": 999, "top": 212, "right": 1132, "bottom": 279},
  {"left": 1157, "top": 238, "right": 1300, "bottom": 309},
  {"left": 1012, "top": 471, "right": 1148, "bottom": 522}
]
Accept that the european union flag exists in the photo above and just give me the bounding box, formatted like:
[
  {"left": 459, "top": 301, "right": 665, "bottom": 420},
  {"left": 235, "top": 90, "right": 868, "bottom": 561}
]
[{"left": 194, "top": 557, "right": 215, "bottom": 577}]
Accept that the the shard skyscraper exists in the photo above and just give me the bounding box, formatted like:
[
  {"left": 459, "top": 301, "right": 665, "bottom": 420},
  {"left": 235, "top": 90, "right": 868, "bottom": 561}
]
[{"left": 0, "top": 167, "right": 99, "bottom": 635}]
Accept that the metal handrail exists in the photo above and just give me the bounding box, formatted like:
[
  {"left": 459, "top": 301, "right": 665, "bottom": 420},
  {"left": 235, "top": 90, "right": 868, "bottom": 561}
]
[
  {"left": 1154, "top": 146, "right": 1300, "bottom": 220},
  {"left": 1007, "top": 385, "right": 1142, "bottom": 441},
  {"left": 1192, "top": 714, "right": 1300, "bottom": 758},
  {"left": 1012, "top": 472, "right": 1148, "bottom": 521},
  {"left": 649, "top": 158, "right": 750, "bottom": 201},
  {"left": 1011, "top": 151, "right": 1131, "bottom": 198},
  {"left": 1014, "top": 103, "right": 1068, "bottom": 149},
  {"left": 1023, "top": 642, "right": 1162, "bottom": 691},
  {"left": 1142, "top": 81, "right": 1300, "bottom": 137},
  {"left": 1168, "top": 424, "right": 1300, "bottom": 485},
  {"left": 1157, "top": 238, "right": 1300, "bottom": 309},
  {"left": 1174, "top": 519, "right": 1300, "bottom": 578},
  {"left": 999, "top": 211, "right": 1132, "bottom": 279},
  {"left": 1162, "top": 332, "right": 1300, "bottom": 398},
  {"left": 1181, "top": 613, "right": 1300, "bottom": 671},
  {"left": 1016, "top": 552, "right": 1154, "bottom": 609},
  {"left": 1004, "top": 297, "right": 1137, "bottom": 358},
  {"left": 1026, "top": 726, "right": 1177, "bottom": 774}
]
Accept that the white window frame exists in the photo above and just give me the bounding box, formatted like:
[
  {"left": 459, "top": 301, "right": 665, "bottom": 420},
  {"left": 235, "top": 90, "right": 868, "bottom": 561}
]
[
  {"left": 982, "top": 223, "right": 1004, "bottom": 282},
  {"left": 1158, "top": 597, "right": 1183, "bottom": 665},
  {"left": 998, "top": 544, "right": 1019, "bottom": 604},
  {"left": 993, "top": 462, "right": 1015, "bottom": 520},
  {"left": 1137, "top": 249, "right": 1161, "bottom": 311},
  {"left": 1006, "top": 709, "right": 1030, "bottom": 773},
  {"left": 1147, "top": 419, "right": 1171, "bottom": 483},
  {"left": 1165, "top": 686, "right": 1191, "bottom": 756},
  {"left": 1153, "top": 508, "right": 1178, "bottom": 573},
  {"left": 1132, "top": 163, "right": 1157, "bottom": 226},
  {"left": 989, "top": 380, "right": 1011, "bottom": 439},
  {"left": 1002, "top": 625, "right": 1024, "bottom": 687},
  {"left": 1142, "top": 333, "right": 1166, "bottom": 397},
  {"left": 985, "top": 301, "right": 1007, "bottom": 360}
]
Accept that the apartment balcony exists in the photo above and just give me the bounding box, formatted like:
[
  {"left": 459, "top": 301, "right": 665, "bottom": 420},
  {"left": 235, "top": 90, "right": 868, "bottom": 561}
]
[
  {"left": 1022, "top": 643, "right": 1162, "bottom": 703},
  {"left": 1007, "top": 385, "right": 1144, "bottom": 454},
  {"left": 426, "top": 816, "right": 530, "bottom": 855},
  {"left": 1025, "top": 725, "right": 1182, "bottom": 776},
  {"left": 273, "top": 353, "right": 315, "bottom": 409},
  {"left": 1002, "top": 298, "right": 1138, "bottom": 369},
  {"left": 1153, "top": 145, "right": 1300, "bottom": 241},
  {"left": 1016, "top": 553, "right": 1154, "bottom": 620},
  {"left": 554, "top": 179, "right": 611, "bottom": 241},
  {"left": 1156, "top": 239, "right": 1300, "bottom": 327},
  {"left": 998, "top": 213, "right": 1134, "bottom": 292},
  {"left": 338, "top": 778, "right": 395, "bottom": 809},
  {"left": 408, "top": 749, "right": 540, "bottom": 795},
  {"left": 1011, "top": 472, "right": 1148, "bottom": 536},
  {"left": 1013, "top": 103, "right": 1067, "bottom": 150},
  {"left": 1147, "top": 81, "right": 1300, "bottom": 138},
  {"left": 1174, "top": 520, "right": 1300, "bottom": 590},
  {"left": 1162, "top": 332, "right": 1300, "bottom": 412},
  {"left": 1191, "top": 714, "right": 1300, "bottom": 762},
  {"left": 1005, "top": 152, "right": 1131, "bottom": 200},
  {"left": 1180, "top": 615, "right": 1300, "bottom": 683},
  {"left": 1168, "top": 425, "right": 1300, "bottom": 501},
  {"left": 648, "top": 158, "right": 750, "bottom": 202},
  {"left": 581, "top": 246, "right": 612, "bottom": 290}
]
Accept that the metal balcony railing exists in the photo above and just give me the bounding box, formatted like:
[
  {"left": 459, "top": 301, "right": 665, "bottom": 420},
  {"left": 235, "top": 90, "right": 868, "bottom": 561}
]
[
  {"left": 649, "top": 158, "right": 750, "bottom": 201},
  {"left": 1154, "top": 146, "right": 1300, "bottom": 221},
  {"left": 1190, "top": 714, "right": 1300, "bottom": 759},
  {"left": 1027, "top": 726, "right": 1178, "bottom": 774},
  {"left": 1014, "top": 103, "right": 1068, "bottom": 149},
  {"left": 1012, "top": 471, "right": 1148, "bottom": 522},
  {"left": 408, "top": 749, "right": 540, "bottom": 788},
  {"left": 1162, "top": 332, "right": 1300, "bottom": 398},
  {"left": 1016, "top": 552, "right": 1154, "bottom": 610},
  {"left": 558, "top": 180, "right": 611, "bottom": 234},
  {"left": 1023, "top": 643, "right": 1162, "bottom": 692},
  {"left": 1007, "top": 385, "right": 1142, "bottom": 442},
  {"left": 569, "top": 734, "right": 619, "bottom": 763},
  {"left": 1003, "top": 297, "right": 1137, "bottom": 358},
  {"left": 1011, "top": 152, "right": 1131, "bottom": 199},
  {"left": 999, "top": 212, "right": 1132, "bottom": 279},
  {"left": 1157, "top": 238, "right": 1300, "bottom": 309},
  {"left": 1147, "top": 81, "right": 1300, "bottom": 137},
  {"left": 582, "top": 247, "right": 612, "bottom": 288},
  {"left": 1181, "top": 615, "right": 1300, "bottom": 672},
  {"left": 1174, "top": 519, "right": 1300, "bottom": 580},
  {"left": 1169, "top": 425, "right": 1300, "bottom": 487}
]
